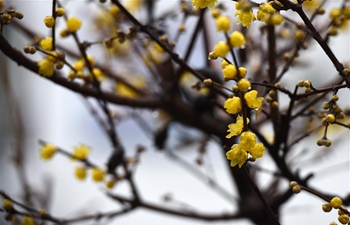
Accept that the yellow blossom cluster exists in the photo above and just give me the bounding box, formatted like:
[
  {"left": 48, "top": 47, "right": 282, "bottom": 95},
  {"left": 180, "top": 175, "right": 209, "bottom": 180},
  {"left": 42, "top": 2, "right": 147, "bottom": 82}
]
[
  {"left": 205, "top": 0, "right": 287, "bottom": 29},
  {"left": 224, "top": 90, "right": 264, "bottom": 114},
  {"left": 68, "top": 55, "right": 106, "bottom": 81},
  {"left": 208, "top": 25, "right": 266, "bottom": 168},
  {"left": 328, "top": 7, "right": 350, "bottom": 32},
  {"left": 226, "top": 115, "right": 249, "bottom": 138},
  {"left": 36, "top": 8, "right": 70, "bottom": 77},
  {"left": 211, "top": 31, "right": 246, "bottom": 59},
  {"left": 226, "top": 131, "right": 265, "bottom": 167},
  {"left": 257, "top": 2, "right": 284, "bottom": 25},
  {"left": 319, "top": 196, "right": 349, "bottom": 224},
  {"left": 39, "top": 143, "right": 112, "bottom": 187},
  {"left": 74, "top": 166, "right": 106, "bottom": 183}
]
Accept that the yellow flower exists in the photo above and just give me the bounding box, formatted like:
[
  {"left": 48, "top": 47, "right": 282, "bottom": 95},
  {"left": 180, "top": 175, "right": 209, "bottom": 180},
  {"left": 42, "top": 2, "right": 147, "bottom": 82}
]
[
  {"left": 72, "top": 144, "right": 91, "bottom": 160},
  {"left": 124, "top": 0, "right": 143, "bottom": 12},
  {"left": 3, "top": 199, "right": 13, "bottom": 210},
  {"left": 302, "top": 0, "right": 320, "bottom": 12},
  {"left": 224, "top": 97, "right": 242, "bottom": 114},
  {"left": 115, "top": 77, "right": 146, "bottom": 98},
  {"left": 240, "top": 131, "right": 256, "bottom": 149},
  {"left": 249, "top": 142, "right": 265, "bottom": 159},
  {"left": 257, "top": 3, "right": 284, "bottom": 25},
  {"left": 191, "top": 0, "right": 218, "bottom": 9},
  {"left": 91, "top": 68, "right": 105, "bottom": 81},
  {"left": 239, "top": 67, "right": 247, "bottom": 77},
  {"left": 229, "top": 31, "right": 246, "bottom": 47},
  {"left": 226, "top": 131, "right": 265, "bottom": 167},
  {"left": 343, "top": 7, "right": 350, "bottom": 18},
  {"left": 44, "top": 16, "right": 55, "bottom": 28},
  {"left": 244, "top": 90, "right": 264, "bottom": 109},
  {"left": 75, "top": 166, "right": 87, "bottom": 180},
  {"left": 221, "top": 60, "right": 229, "bottom": 68},
  {"left": 330, "top": 197, "right": 343, "bottom": 209},
  {"left": 40, "top": 143, "right": 57, "bottom": 160},
  {"left": 38, "top": 59, "right": 55, "bottom": 77},
  {"left": 222, "top": 64, "right": 237, "bottom": 80},
  {"left": 214, "top": 41, "right": 230, "bottom": 58},
  {"left": 115, "top": 83, "right": 138, "bottom": 98},
  {"left": 55, "top": 8, "right": 65, "bottom": 17},
  {"left": 66, "top": 16, "right": 82, "bottom": 32},
  {"left": 211, "top": 8, "right": 221, "bottom": 18},
  {"left": 46, "top": 51, "right": 58, "bottom": 62},
  {"left": 216, "top": 15, "right": 231, "bottom": 32},
  {"left": 22, "top": 216, "right": 35, "bottom": 225},
  {"left": 294, "top": 29, "right": 306, "bottom": 41},
  {"left": 234, "top": 0, "right": 255, "bottom": 28},
  {"left": 73, "top": 60, "right": 85, "bottom": 71},
  {"left": 329, "top": 8, "right": 341, "bottom": 20},
  {"left": 40, "top": 37, "right": 53, "bottom": 51},
  {"left": 91, "top": 168, "right": 105, "bottom": 182},
  {"left": 269, "top": 14, "right": 284, "bottom": 25},
  {"left": 226, "top": 115, "right": 249, "bottom": 138},
  {"left": 226, "top": 144, "right": 248, "bottom": 168},
  {"left": 109, "top": 5, "right": 121, "bottom": 17},
  {"left": 106, "top": 179, "right": 116, "bottom": 189},
  {"left": 237, "top": 78, "right": 251, "bottom": 92},
  {"left": 257, "top": 3, "right": 275, "bottom": 22}
]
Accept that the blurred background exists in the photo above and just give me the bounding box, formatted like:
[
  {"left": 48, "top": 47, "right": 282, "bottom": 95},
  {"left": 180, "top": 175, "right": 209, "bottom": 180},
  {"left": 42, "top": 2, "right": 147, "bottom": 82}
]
[{"left": 0, "top": 0, "right": 349, "bottom": 224}]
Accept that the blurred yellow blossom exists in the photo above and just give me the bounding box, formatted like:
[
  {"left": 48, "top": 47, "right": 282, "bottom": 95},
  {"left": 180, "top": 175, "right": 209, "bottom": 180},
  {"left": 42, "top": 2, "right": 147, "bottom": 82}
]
[
  {"left": 91, "top": 68, "right": 105, "bottom": 81},
  {"left": 72, "top": 144, "right": 91, "bottom": 160},
  {"left": 38, "top": 59, "right": 55, "bottom": 77},
  {"left": 44, "top": 16, "right": 55, "bottom": 28},
  {"left": 75, "top": 166, "right": 87, "bottom": 180},
  {"left": 40, "top": 143, "right": 57, "bottom": 160},
  {"left": 3, "top": 199, "right": 13, "bottom": 210},
  {"left": 66, "top": 16, "right": 82, "bottom": 32},
  {"left": 22, "top": 216, "right": 35, "bottom": 225},
  {"left": 106, "top": 179, "right": 116, "bottom": 189},
  {"left": 216, "top": 15, "right": 231, "bottom": 32},
  {"left": 125, "top": 0, "right": 143, "bottom": 12},
  {"left": 301, "top": 0, "right": 320, "bottom": 12},
  {"left": 92, "top": 168, "right": 105, "bottom": 182},
  {"left": 115, "top": 76, "right": 146, "bottom": 98},
  {"left": 40, "top": 37, "right": 53, "bottom": 51},
  {"left": 191, "top": 0, "right": 217, "bottom": 9}
]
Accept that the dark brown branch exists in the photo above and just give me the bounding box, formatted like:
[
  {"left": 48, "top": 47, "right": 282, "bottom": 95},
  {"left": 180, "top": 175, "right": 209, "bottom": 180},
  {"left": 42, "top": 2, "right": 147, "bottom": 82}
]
[
  {"left": 0, "top": 31, "right": 160, "bottom": 109},
  {"left": 107, "top": 192, "right": 242, "bottom": 221}
]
